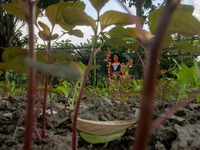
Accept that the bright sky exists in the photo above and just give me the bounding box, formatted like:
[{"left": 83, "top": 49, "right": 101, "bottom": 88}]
[{"left": 26, "top": 0, "right": 198, "bottom": 46}]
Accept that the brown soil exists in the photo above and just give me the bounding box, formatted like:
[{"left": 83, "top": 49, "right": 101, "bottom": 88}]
[{"left": 0, "top": 95, "right": 200, "bottom": 150}]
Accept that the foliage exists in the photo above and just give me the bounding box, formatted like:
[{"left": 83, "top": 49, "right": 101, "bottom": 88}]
[
  {"left": 0, "top": 80, "right": 25, "bottom": 97},
  {"left": 2, "top": 0, "right": 200, "bottom": 150}
]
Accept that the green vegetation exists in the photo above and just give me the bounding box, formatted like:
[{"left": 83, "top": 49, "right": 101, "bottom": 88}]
[{"left": 1, "top": 0, "right": 200, "bottom": 150}]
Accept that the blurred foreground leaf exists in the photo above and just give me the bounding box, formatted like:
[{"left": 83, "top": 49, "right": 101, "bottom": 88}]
[
  {"left": 25, "top": 58, "right": 82, "bottom": 81},
  {"left": 106, "top": 37, "right": 124, "bottom": 48},
  {"left": 149, "top": 5, "right": 200, "bottom": 36},
  {"left": 2, "top": 46, "right": 27, "bottom": 73},
  {"left": 1, "top": 0, "right": 40, "bottom": 22},
  {"left": 173, "top": 41, "right": 199, "bottom": 52}
]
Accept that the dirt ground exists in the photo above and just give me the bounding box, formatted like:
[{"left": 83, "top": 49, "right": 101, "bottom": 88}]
[{"left": 0, "top": 95, "right": 200, "bottom": 150}]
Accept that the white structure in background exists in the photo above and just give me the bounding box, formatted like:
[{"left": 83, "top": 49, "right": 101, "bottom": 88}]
[{"left": 196, "top": 56, "right": 200, "bottom": 62}]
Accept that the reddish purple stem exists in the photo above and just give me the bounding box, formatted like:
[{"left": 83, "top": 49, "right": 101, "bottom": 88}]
[
  {"left": 136, "top": 51, "right": 146, "bottom": 69},
  {"left": 133, "top": 1, "right": 181, "bottom": 150},
  {"left": 49, "top": 76, "right": 54, "bottom": 115},
  {"left": 42, "top": 76, "right": 48, "bottom": 138},
  {"left": 23, "top": 1, "right": 36, "bottom": 150},
  {"left": 34, "top": 100, "right": 42, "bottom": 143},
  {"left": 153, "top": 89, "right": 200, "bottom": 128}
]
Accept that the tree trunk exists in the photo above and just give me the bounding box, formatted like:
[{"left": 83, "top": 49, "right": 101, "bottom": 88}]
[
  {"left": 136, "top": 0, "right": 143, "bottom": 17},
  {"left": 133, "top": 0, "right": 145, "bottom": 79}
]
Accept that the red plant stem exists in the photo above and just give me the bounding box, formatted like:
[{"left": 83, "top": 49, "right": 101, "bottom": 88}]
[
  {"left": 34, "top": 79, "right": 44, "bottom": 142},
  {"left": 153, "top": 89, "right": 200, "bottom": 128},
  {"left": 34, "top": 100, "right": 42, "bottom": 143},
  {"left": 64, "top": 81, "right": 77, "bottom": 113},
  {"left": 41, "top": 39, "right": 51, "bottom": 137},
  {"left": 42, "top": 76, "right": 48, "bottom": 138},
  {"left": 72, "top": 47, "right": 97, "bottom": 150},
  {"left": 162, "top": 75, "right": 165, "bottom": 101},
  {"left": 134, "top": 37, "right": 148, "bottom": 54},
  {"left": 49, "top": 76, "right": 54, "bottom": 115},
  {"left": 136, "top": 51, "right": 146, "bottom": 69},
  {"left": 23, "top": 1, "right": 36, "bottom": 150},
  {"left": 72, "top": 13, "right": 99, "bottom": 148},
  {"left": 72, "top": 52, "right": 96, "bottom": 149},
  {"left": 33, "top": 73, "right": 43, "bottom": 95},
  {"left": 133, "top": 1, "right": 181, "bottom": 150},
  {"left": 160, "top": 48, "right": 172, "bottom": 54}
]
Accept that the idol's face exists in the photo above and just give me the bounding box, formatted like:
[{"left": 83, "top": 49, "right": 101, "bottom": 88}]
[{"left": 113, "top": 54, "right": 119, "bottom": 62}]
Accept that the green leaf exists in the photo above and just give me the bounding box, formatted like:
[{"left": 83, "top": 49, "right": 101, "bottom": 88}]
[
  {"left": 0, "top": 63, "right": 10, "bottom": 70},
  {"left": 89, "top": 0, "right": 109, "bottom": 13},
  {"left": 49, "top": 51, "right": 77, "bottom": 61},
  {"left": 0, "top": 85, "right": 11, "bottom": 93},
  {"left": 100, "top": 11, "right": 143, "bottom": 31},
  {"left": 123, "top": 78, "right": 131, "bottom": 85},
  {"left": 38, "top": 21, "right": 59, "bottom": 41},
  {"left": 24, "top": 57, "right": 82, "bottom": 81},
  {"left": 120, "top": 68, "right": 129, "bottom": 74},
  {"left": 57, "top": 117, "right": 70, "bottom": 124},
  {"left": 69, "top": 61, "right": 85, "bottom": 73},
  {"left": 108, "top": 27, "right": 131, "bottom": 38},
  {"left": 2, "top": 46, "right": 27, "bottom": 73},
  {"left": 68, "top": 29, "right": 83, "bottom": 37},
  {"left": 19, "top": 84, "right": 28, "bottom": 88},
  {"left": 106, "top": 37, "right": 124, "bottom": 48},
  {"left": 38, "top": 21, "right": 51, "bottom": 37},
  {"left": 80, "top": 129, "right": 126, "bottom": 144},
  {"left": 90, "top": 65, "right": 101, "bottom": 70},
  {"left": 173, "top": 41, "right": 199, "bottom": 52},
  {"left": 1, "top": 0, "right": 40, "bottom": 22},
  {"left": 57, "top": 60, "right": 70, "bottom": 65},
  {"left": 175, "top": 63, "right": 195, "bottom": 88},
  {"left": 126, "top": 28, "right": 152, "bottom": 42},
  {"left": 163, "top": 34, "right": 173, "bottom": 48},
  {"left": 149, "top": 6, "right": 200, "bottom": 36},
  {"left": 51, "top": 34, "right": 59, "bottom": 41},
  {"left": 123, "top": 43, "right": 140, "bottom": 52},
  {"left": 36, "top": 51, "right": 48, "bottom": 63},
  {"left": 56, "top": 86, "right": 69, "bottom": 96},
  {"left": 46, "top": 1, "right": 85, "bottom": 29},
  {"left": 62, "top": 7, "right": 96, "bottom": 32},
  {"left": 179, "top": 4, "right": 194, "bottom": 14},
  {"left": 169, "top": 11, "right": 200, "bottom": 37},
  {"left": 13, "top": 88, "right": 23, "bottom": 95}
]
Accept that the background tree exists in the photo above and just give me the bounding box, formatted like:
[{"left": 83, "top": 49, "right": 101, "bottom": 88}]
[{"left": 0, "top": 0, "right": 77, "bottom": 81}]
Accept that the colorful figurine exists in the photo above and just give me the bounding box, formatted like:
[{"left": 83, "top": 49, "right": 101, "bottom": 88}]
[{"left": 106, "top": 50, "right": 132, "bottom": 80}]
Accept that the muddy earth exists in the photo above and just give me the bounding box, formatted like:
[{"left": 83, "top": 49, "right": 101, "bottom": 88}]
[{"left": 0, "top": 95, "right": 200, "bottom": 150}]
